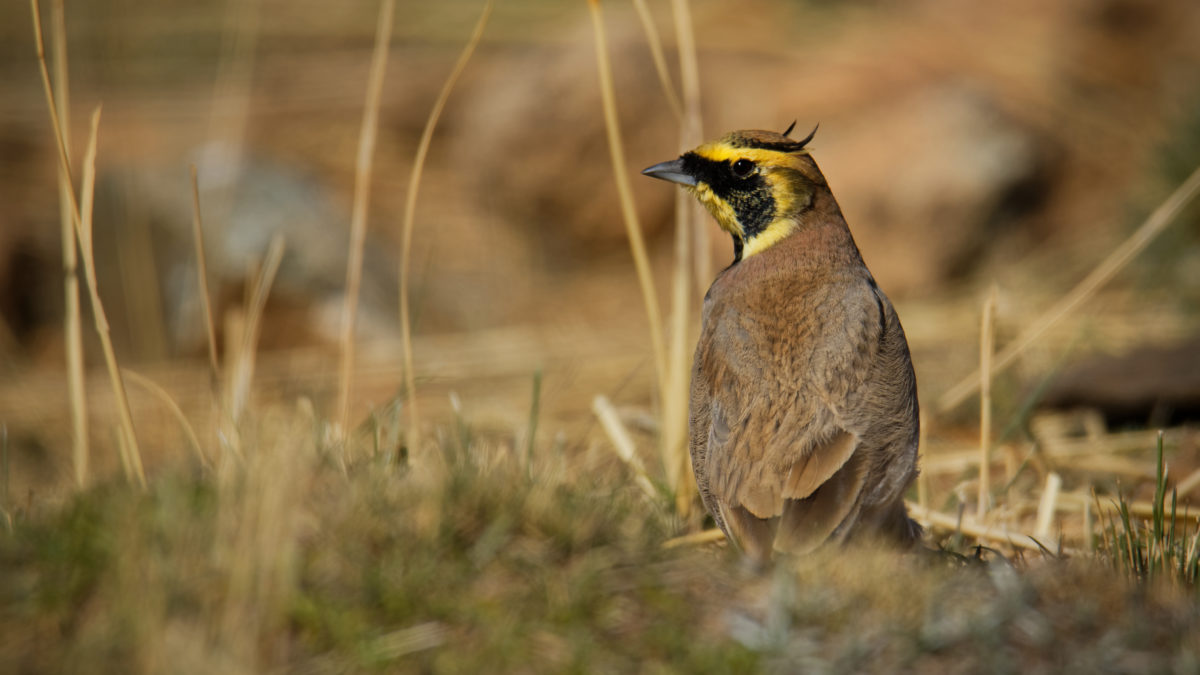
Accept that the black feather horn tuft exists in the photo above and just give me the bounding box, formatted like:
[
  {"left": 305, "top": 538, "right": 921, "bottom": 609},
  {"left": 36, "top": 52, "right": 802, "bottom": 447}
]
[
  {"left": 795, "top": 123, "right": 819, "bottom": 148},
  {"left": 782, "top": 120, "right": 797, "bottom": 137}
]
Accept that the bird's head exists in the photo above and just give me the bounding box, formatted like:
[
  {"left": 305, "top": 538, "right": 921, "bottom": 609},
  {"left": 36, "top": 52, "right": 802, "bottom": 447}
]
[{"left": 642, "top": 123, "right": 827, "bottom": 263}]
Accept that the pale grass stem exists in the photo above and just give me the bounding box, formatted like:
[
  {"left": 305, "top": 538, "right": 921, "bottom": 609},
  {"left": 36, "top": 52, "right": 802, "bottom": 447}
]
[
  {"left": 588, "top": 0, "right": 667, "bottom": 398},
  {"left": 1083, "top": 489, "right": 1094, "bottom": 552},
  {"left": 122, "top": 369, "right": 210, "bottom": 470},
  {"left": 229, "top": 234, "right": 284, "bottom": 425},
  {"left": 336, "top": 0, "right": 395, "bottom": 446},
  {"left": 190, "top": 165, "right": 220, "bottom": 383},
  {"left": 663, "top": 528, "right": 726, "bottom": 549},
  {"left": 1178, "top": 467, "right": 1200, "bottom": 497},
  {"left": 665, "top": 0, "right": 704, "bottom": 516},
  {"left": 399, "top": 0, "right": 492, "bottom": 462},
  {"left": 938, "top": 163, "right": 1200, "bottom": 414},
  {"left": 220, "top": 309, "right": 247, "bottom": 462},
  {"left": 670, "top": 0, "right": 710, "bottom": 296},
  {"left": 907, "top": 501, "right": 1059, "bottom": 553},
  {"left": 588, "top": 0, "right": 681, "bottom": 511},
  {"left": 36, "top": 0, "right": 144, "bottom": 486},
  {"left": 630, "top": 0, "right": 682, "bottom": 120},
  {"left": 48, "top": 0, "right": 89, "bottom": 490},
  {"left": 1034, "top": 471, "right": 1062, "bottom": 541},
  {"left": 78, "top": 108, "right": 146, "bottom": 487},
  {"left": 978, "top": 285, "right": 997, "bottom": 517},
  {"left": 663, "top": 196, "right": 692, "bottom": 517},
  {"left": 592, "top": 395, "right": 658, "bottom": 500}
]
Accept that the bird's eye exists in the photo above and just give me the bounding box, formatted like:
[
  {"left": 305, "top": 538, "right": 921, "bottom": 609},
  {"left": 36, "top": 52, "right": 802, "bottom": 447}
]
[{"left": 732, "top": 158, "right": 755, "bottom": 178}]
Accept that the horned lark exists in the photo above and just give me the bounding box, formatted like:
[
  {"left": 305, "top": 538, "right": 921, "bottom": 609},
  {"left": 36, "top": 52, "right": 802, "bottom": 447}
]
[{"left": 644, "top": 125, "right": 921, "bottom": 561}]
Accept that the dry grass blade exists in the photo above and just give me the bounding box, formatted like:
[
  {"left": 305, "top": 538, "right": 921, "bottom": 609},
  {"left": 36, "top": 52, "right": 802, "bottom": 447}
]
[
  {"left": 1092, "top": 498, "right": 1200, "bottom": 522},
  {"left": 78, "top": 108, "right": 146, "bottom": 487},
  {"left": 663, "top": 528, "right": 726, "bottom": 549},
  {"left": 399, "top": 0, "right": 493, "bottom": 463},
  {"left": 938, "top": 163, "right": 1200, "bottom": 414},
  {"left": 670, "top": 0, "right": 709, "bottom": 296},
  {"left": 587, "top": 0, "right": 668, "bottom": 403},
  {"left": 30, "top": 0, "right": 80, "bottom": 219},
  {"left": 662, "top": 0, "right": 704, "bottom": 517},
  {"left": 978, "top": 286, "right": 996, "bottom": 516},
  {"left": 908, "top": 502, "right": 1058, "bottom": 553},
  {"left": 36, "top": 0, "right": 143, "bottom": 485},
  {"left": 1034, "top": 471, "right": 1062, "bottom": 541},
  {"left": 337, "top": 0, "right": 395, "bottom": 441},
  {"left": 230, "top": 234, "right": 285, "bottom": 423},
  {"left": 630, "top": 0, "right": 682, "bottom": 120},
  {"left": 1178, "top": 468, "right": 1200, "bottom": 497},
  {"left": 190, "top": 165, "right": 220, "bottom": 382},
  {"left": 48, "top": 0, "right": 89, "bottom": 489},
  {"left": 122, "top": 369, "right": 211, "bottom": 470},
  {"left": 592, "top": 395, "right": 658, "bottom": 500}
]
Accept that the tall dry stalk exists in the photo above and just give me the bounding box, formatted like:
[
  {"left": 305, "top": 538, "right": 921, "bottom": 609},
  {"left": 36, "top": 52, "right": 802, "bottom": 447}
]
[
  {"left": 78, "top": 109, "right": 146, "bottom": 487},
  {"left": 49, "top": 0, "right": 89, "bottom": 489},
  {"left": 599, "top": 0, "right": 704, "bottom": 515},
  {"left": 670, "top": 0, "right": 709, "bottom": 297},
  {"left": 229, "top": 234, "right": 284, "bottom": 425},
  {"left": 664, "top": 0, "right": 704, "bottom": 516},
  {"left": 937, "top": 163, "right": 1200, "bottom": 414},
  {"left": 189, "top": 165, "right": 220, "bottom": 382},
  {"left": 122, "top": 368, "right": 209, "bottom": 470},
  {"left": 587, "top": 0, "right": 668, "bottom": 405},
  {"left": 398, "top": 0, "right": 493, "bottom": 462},
  {"left": 630, "top": 0, "right": 682, "bottom": 121},
  {"left": 32, "top": 0, "right": 146, "bottom": 487},
  {"left": 978, "top": 285, "right": 997, "bottom": 517},
  {"left": 337, "top": 0, "right": 395, "bottom": 445}
]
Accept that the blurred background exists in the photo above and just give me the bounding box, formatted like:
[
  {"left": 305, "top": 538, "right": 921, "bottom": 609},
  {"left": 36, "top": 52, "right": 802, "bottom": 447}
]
[{"left": 2, "top": 0, "right": 1200, "bottom": 503}]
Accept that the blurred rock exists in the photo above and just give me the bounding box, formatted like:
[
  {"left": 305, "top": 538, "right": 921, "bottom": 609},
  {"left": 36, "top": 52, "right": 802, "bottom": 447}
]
[
  {"left": 824, "top": 84, "right": 1051, "bottom": 293},
  {"left": 450, "top": 6, "right": 678, "bottom": 268},
  {"left": 87, "top": 146, "right": 399, "bottom": 361},
  {"left": 1040, "top": 334, "right": 1200, "bottom": 427}
]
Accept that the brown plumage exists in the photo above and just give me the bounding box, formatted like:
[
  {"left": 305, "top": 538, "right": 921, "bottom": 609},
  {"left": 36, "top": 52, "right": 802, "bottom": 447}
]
[{"left": 643, "top": 127, "right": 921, "bottom": 561}]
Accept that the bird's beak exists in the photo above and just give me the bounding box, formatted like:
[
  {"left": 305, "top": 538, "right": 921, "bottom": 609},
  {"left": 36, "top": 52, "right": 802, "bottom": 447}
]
[{"left": 641, "top": 158, "right": 697, "bottom": 187}]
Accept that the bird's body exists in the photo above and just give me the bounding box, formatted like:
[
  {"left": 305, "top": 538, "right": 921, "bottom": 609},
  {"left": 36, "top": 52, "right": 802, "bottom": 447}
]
[{"left": 644, "top": 127, "right": 921, "bottom": 561}]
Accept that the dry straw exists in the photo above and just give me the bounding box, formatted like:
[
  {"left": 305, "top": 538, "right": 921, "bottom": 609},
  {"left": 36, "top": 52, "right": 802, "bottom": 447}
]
[
  {"left": 48, "top": 0, "right": 89, "bottom": 489},
  {"left": 190, "top": 165, "right": 220, "bottom": 384},
  {"left": 665, "top": 0, "right": 705, "bottom": 517},
  {"left": 588, "top": 0, "right": 668, "bottom": 401},
  {"left": 122, "top": 369, "right": 210, "bottom": 470},
  {"left": 399, "top": 0, "right": 493, "bottom": 463},
  {"left": 630, "top": 0, "right": 682, "bottom": 121},
  {"left": 978, "top": 285, "right": 997, "bottom": 516},
  {"left": 592, "top": 395, "right": 658, "bottom": 500},
  {"left": 32, "top": 0, "right": 145, "bottom": 487},
  {"left": 228, "top": 234, "right": 285, "bottom": 425},
  {"left": 593, "top": 0, "right": 704, "bottom": 517},
  {"left": 337, "top": 0, "right": 396, "bottom": 444}
]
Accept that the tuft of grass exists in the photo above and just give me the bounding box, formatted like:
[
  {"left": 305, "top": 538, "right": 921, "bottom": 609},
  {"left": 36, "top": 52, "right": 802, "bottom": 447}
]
[
  {"left": 1101, "top": 431, "right": 1200, "bottom": 587},
  {"left": 0, "top": 413, "right": 760, "bottom": 673}
]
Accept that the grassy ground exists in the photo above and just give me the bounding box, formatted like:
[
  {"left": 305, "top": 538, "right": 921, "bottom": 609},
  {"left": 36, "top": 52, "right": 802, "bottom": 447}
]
[{"left": 3, "top": 413, "right": 1200, "bottom": 674}]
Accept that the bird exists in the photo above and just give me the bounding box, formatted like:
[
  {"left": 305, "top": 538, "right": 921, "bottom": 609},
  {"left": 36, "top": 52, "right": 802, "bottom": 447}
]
[{"left": 642, "top": 123, "right": 921, "bottom": 562}]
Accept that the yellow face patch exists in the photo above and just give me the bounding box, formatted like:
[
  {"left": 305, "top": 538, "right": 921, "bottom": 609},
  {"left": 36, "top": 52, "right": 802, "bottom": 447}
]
[
  {"left": 690, "top": 182, "right": 742, "bottom": 237},
  {"left": 688, "top": 141, "right": 809, "bottom": 260}
]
